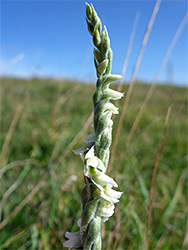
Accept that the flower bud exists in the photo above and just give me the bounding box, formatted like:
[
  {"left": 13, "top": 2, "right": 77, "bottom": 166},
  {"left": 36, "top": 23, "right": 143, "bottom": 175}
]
[
  {"left": 103, "top": 88, "right": 124, "bottom": 100},
  {"left": 102, "top": 74, "right": 122, "bottom": 87},
  {"left": 97, "top": 59, "right": 108, "bottom": 75},
  {"left": 86, "top": 18, "right": 94, "bottom": 36},
  {"left": 105, "top": 48, "right": 113, "bottom": 74},
  {"left": 93, "top": 28, "right": 101, "bottom": 47},
  {"left": 86, "top": 2, "right": 92, "bottom": 20},
  {"left": 94, "top": 48, "right": 103, "bottom": 63},
  {"left": 101, "top": 26, "right": 110, "bottom": 55}
]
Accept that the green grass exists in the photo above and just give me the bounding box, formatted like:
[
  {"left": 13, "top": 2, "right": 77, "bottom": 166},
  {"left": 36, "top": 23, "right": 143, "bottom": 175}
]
[{"left": 0, "top": 78, "right": 187, "bottom": 249}]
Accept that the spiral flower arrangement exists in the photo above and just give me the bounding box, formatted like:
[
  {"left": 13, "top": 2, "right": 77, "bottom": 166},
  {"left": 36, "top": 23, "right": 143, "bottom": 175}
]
[{"left": 64, "top": 3, "right": 124, "bottom": 249}]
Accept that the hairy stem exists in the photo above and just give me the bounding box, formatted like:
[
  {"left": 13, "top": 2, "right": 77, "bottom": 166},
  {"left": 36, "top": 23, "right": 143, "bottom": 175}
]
[{"left": 64, "top": 4, "right": 124, "bottom": 249}]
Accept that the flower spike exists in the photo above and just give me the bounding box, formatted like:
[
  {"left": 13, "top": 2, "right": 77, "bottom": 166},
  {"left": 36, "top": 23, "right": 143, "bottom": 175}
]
[{"left": 64, "top": 3, "right": 124, "bottom": 249}]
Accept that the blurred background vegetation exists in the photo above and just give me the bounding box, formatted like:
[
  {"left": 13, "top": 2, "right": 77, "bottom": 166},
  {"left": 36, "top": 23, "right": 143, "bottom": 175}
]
[{"left": 0, "top": 78, "right": 187, "bottom": 249}]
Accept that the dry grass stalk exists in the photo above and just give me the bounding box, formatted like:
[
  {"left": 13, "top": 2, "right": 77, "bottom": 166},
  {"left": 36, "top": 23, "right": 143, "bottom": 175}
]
[
  {"left": 155, "top": 231, "right": 168, "bottom": 250},
  {"left": 52, "top": 85, "right": 79, "bottom": 122},
  {"left": 108, "top": 0, "right": 162, "bottom": 173},
  {"left": 124, "top": 12, "right": 188, "bottom": 147},
  {"left": 3, "top": 179, "right": 24, "bottom": 201},
  {"left": 146, "top": 106, "right": 182, "bottom": 250},
  {"left": 117, "top": 11, "right": 140, "bottom": 93},
  {"left": 0, "top": 105, "right": 23, "bottom": 165},
  {"left": 79, "top": 43, "right": 92, "bottom": 80},
  {"left": 0, "top": 174, "right": 47, "bottom": 230},
  {"left": 0, "top": 159, "right": 34, "bottom": 178},
  {"left": 182, "top": 218, "right": 188, "bottom": 249},
  {"left": 116, "top": 117, "right": 160, "bottom": 169},
  {"left": 113, "top": 209, "right": 121, "bottom": 250}
]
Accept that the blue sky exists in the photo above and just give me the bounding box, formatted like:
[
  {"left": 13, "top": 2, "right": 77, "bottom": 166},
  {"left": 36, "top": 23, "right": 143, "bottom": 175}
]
[{"left": 1, "top": 0, "right": 188, "bottom": 85}]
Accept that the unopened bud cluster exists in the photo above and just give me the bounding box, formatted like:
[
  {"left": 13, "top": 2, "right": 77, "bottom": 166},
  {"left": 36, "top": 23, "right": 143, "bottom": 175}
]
[{"left": 64, "top": 3, "right": 124, "bottom": 249}]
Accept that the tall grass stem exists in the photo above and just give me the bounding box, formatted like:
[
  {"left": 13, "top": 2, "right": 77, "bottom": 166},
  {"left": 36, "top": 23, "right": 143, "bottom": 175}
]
[
  {"left": 124, "top": 12, "right": 188, "bottom": 147},
  {"left": 108, "top": 0, "right": 162, "bottom": 173}
]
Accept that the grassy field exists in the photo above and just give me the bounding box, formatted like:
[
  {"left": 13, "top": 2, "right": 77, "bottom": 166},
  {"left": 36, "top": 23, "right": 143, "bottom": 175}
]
[{"left": 0, "top": 78, "right": 187, "bottom": 249}]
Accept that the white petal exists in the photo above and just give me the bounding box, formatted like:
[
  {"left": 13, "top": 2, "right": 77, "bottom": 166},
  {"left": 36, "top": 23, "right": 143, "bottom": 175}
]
[
  {"left": 97, "top": 203, "right": 115, "bottom": 217},
  {"left": 73, "top": 147, "right": 87, "bottom": 155},
  {"left": 100, "top": 191, "right": 119, "bottom": 203},
  {"left": 92, "top": 172, "right": 118, "bottom": 188},
  {"left": 100, "top": 207, "right": 114, "bottom": 217},
  {"left": 65, "top": 231, "right": 80, "bottom": 238},
  {"left": 77, "top": 218, "right": 81, "bottom": 227},
  {"left": 63, "top": 233, "right": 82, "bottom": 249},
  {"left": 63, "top": 238, "right": 81, "bottom": 248},
  {"left": 104, "top": 103, "right": 119, "bottom": 114},
  {"left": 103, "top": 88, "right": 124, "bottom": 100},
  {"left": 102, "top": 217, "right": 109, "bottom": 222},
  {"left": 96, "top": 158, "right": 106, "bottom": 172},
  {"left": 86, "top": 156, "right": 105, "bottom": 172},
  {"left": 105, "top": 187, "right": 123, "bottom": 199},
  {"left": 86, "top": 157, "right": 99, "bottom": 168},
  {"left": 73, "top": 143, "right": 94, "bottom": 156},
  {"left": 99, "top": 186, "right": 123, "bottom": 204},
  {"left": 100, "top": 200, "right": 115, "bottom": 208},
  {"left": 83, "top": 133, "right": 96, "bottom": 143},
  {"left": 85, "top": 146, "right": 95, "bottom": 159}
]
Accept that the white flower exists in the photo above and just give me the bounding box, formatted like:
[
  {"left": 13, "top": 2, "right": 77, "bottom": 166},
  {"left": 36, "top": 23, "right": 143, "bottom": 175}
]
[
  {"left": 92, "top": 172, "right": 118, "bottom": 188},
  {"left": 94, "top": 184, "right": 122, "bottom": 204},
  {"left": 83, "top": 154, "right": 122, "bottom": 204},
  {"left": 103, "top": 102, "right": 119, "bottom": 114},
  {"left": 63, "top": 231, "right": 82, "bottom": 249},
  {"left": 97, "top": 201, "right": 115, "bottom": 221},
  {"left": 63, "top": 218, "right": 82, "bottom": 249},
  {"left": 103, "top": 88, "right": 124, "bottom": 100},
  {"left": 84, "top": 154, "right": 117, "bottom": 189},
  {"left": 100, "top": 185, "right": 123, "bottom": 204},
  {"left": 85, "top": 155, "right": 105, "bottom": 172},
  {"left": 85, "top": 146, "right": 95, "bottom": 159},
  {"left": 77, "top": 218, "right": 81, "bottom": 227},
  {"left": 83, "top": 155, "right": 122, "bottom": 204},
  {"left": 73, "top": 143, "right": 94, "bottom": 161}
]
